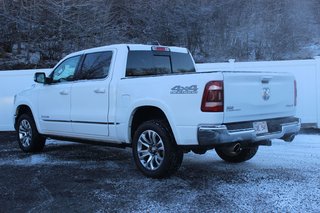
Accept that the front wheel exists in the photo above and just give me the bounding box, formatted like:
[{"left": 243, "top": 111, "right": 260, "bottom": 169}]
[
  {"left": 132, "top": 120, "right": 183, "bottom": 178},
  {"left": 215, "top": 145, "right": 258, "bottom": 163},
  {"left": 17, "top": 114, "right": 46, "bottom": 152}
]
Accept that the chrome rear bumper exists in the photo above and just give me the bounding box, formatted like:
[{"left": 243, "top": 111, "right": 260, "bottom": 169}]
[{"left": 198, "top": 117, "right": 301, "bottom": 146}]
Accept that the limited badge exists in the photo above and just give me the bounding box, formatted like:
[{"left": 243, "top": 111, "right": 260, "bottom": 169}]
[{"left": 262, "top": 88, "right": 270, "bottom": 101}]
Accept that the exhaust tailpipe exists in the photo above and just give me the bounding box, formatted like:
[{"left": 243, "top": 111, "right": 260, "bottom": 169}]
[
  {"left": 282, "top": 134, "right": 296, "bottom": 142},
  {"left": 233, "top": 143, "right": 241, "bottom": 153}
]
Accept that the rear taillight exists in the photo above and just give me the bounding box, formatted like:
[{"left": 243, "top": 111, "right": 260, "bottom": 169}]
[
  {"left": 294, "top": 80, "right": 297, "bottom": 106},
  {"left": 201, "top": 81, "right": 224, "bottom": 112}
]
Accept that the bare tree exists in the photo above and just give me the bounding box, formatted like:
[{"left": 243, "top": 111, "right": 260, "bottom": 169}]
[{"left": 1, "top": 0, "right": 320, "bottom": 69}]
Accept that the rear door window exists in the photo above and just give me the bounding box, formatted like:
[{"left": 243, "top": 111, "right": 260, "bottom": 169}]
[{"left": 76, "top": 51, "right": 112, "bottom": 80}]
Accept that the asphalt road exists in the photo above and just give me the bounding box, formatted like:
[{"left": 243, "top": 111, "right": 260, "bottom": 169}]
[{"left": 0, "top": 131, "right": 320, "bottom": 213}]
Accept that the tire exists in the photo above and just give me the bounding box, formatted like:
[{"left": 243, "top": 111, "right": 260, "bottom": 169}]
[
  {"left": 132, "top": 120, "right": 183, "bottom": 178},
  {"left": 215, "top": 145, "right": 258, "bottom": 163},
  {"left": 17, "top": 114, "right": 46, "bottom": 152}
]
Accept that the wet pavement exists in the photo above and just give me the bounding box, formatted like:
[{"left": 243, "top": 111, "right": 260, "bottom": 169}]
[{"left": 0, "top": 131, "right": 320, "bottom": 212}]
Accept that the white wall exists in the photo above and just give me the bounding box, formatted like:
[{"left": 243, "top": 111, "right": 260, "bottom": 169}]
[
  {"left": 196, "top": 57, "right": 320, "bottom": 127},
  {"left": 1, "top": 59, "right": 319, "bottom": 131},
  {"left": 0, "top": 69, "right": 51, "bottom": 131}
]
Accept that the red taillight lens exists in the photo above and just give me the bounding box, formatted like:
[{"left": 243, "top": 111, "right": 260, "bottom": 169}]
[
  {"left": 201, "top": 81, "right": 224, "bottom": 112},
  {"left": 294, "top": 80, "right": 297, "bottom": 106}
]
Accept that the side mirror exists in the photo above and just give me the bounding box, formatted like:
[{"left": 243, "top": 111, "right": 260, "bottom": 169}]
[{"left": 34, "top": 72, "right": 46, "bottom": 84}]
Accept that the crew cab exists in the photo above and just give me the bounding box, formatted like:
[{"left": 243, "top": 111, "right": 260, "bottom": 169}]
[{"left": 13, "top": 44, "right": 301, "bottom": 178}]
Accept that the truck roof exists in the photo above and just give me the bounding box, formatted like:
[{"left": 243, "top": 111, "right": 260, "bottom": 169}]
[{"left": 66, "top": 44, "right": 189, "bottom": 58}]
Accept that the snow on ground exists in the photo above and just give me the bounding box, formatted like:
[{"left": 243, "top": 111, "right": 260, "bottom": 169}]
[
  {"left": 0, "top": 133, "right": 320, "bottom": 212},
  {"left": 176, "top": 134, "right": 320, "bottom": 212},
  {"left": 3, "top": 134, "right": 319, "bottom": 168}
]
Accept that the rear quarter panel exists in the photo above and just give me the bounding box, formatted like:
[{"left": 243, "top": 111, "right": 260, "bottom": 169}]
[{"left": 115, "top": 72, "right": 223, "bottom": 145}]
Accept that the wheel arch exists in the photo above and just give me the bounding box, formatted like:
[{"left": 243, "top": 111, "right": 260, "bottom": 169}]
[
  {"left": 15, "top": 104, "right": 37, "bottom": 131},
  {"left": 129, "top": 105, "right": 178, "bottom": 145}
]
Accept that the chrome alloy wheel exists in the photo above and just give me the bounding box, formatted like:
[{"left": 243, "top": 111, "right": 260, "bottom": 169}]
[
  {"left": 137, "top": 130, "right": 165, "bottom": 171},
  {"left": 19, "top": 119, "right": 32, "bottom": 147}
]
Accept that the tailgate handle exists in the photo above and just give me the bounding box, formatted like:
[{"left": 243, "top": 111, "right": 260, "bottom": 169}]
[
  {"left": 261, "top": 76, "right": 272, "bottom": 84},
  {"left": 94, "top": 88, "right": 106, "bottom": 94}
]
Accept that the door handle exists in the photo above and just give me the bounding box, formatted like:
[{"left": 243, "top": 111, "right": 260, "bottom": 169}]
[
  {"left": 59, "top": 90, "right": 69, "bottom": 95},
  {"left": 94, "top": 88, "right": 106, "bottom": 94},
  {"left": 261, "top": 76, "right": 273, "bottom": 84}
]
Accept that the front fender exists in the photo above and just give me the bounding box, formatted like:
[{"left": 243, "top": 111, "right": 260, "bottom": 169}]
[{"left": 14, "top": 95, "right": 41, "bottom": 133}]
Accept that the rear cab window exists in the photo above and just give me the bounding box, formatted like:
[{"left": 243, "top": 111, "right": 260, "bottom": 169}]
[{"left": 126, "top": 48, "right": 195, "bottom": 77}]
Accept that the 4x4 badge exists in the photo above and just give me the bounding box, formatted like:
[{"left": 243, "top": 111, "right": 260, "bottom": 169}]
[{"left": 171, "top": 85, "right": 198, "bottom": 94}]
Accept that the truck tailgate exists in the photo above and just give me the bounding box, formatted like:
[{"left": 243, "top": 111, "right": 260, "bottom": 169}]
[{"left": 223, "top": 72, "right": 296, "bottom": 123}]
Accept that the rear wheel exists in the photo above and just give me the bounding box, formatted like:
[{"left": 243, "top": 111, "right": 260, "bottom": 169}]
[
  {"left": 132, "top": 120, "right": 183, "bottom": 178},
  {"left": 17, "top": 114, "right": 46, "bottom": 152},
  {"left": 215, "top": 145, "right": 258, "bottom": 163}
]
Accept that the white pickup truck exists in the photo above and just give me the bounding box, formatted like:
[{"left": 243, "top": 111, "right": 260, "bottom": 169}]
[{"left": 13, "top": 44, "right": 300, "bottom": 178}]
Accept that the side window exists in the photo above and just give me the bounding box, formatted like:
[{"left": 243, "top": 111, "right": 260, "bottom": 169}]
[
  {"left": 52, "top": 56, "right": 80, "bottom": 83},
  {"left": 126, "top": 51, "right": 171, "bottom": 76},
  {"left": 76, "top": 51, "right": 112, "bottom": 80}
]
